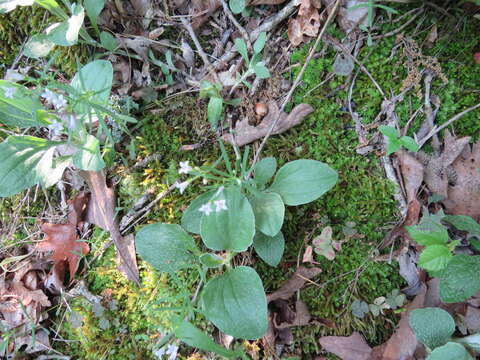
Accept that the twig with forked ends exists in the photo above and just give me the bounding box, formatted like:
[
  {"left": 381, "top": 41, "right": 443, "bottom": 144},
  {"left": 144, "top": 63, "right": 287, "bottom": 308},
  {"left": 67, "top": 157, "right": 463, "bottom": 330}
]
[
  {"left": 417, "top": 103, "right": 480, "bottom": 149},
  {"left": 180, "top": 17, "right": 221, "bottom": 84},
  {"left": 248, "top": 0, "right": 342, "bottom": 173}
]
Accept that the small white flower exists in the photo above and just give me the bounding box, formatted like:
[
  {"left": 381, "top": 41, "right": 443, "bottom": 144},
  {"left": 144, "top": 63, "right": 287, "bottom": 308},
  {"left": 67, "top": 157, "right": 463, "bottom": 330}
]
[
  {"left": 41, "top": 88, "right": 56, "bottom": 103},
  {"left": 178, "top": 161, "right": 193, "bottom": 174},
  {"left": 199, "top": 202, "right": 213, "bottom": 216},
  {"left": 202, "top": 178, "right": 208, "bottom": 185},
  {"left": 52, "top": 94, "right": 67, "bottom": 109},
  {"left": 3, "top": 87, "right": 16, "bottom": 99},
  {"left": 166, "top": 344, "right": 178, "bottom": 360},
  {"left": 175, "top": 181, "right": 189, "bottom": 194},
  {"left": 153, "top": 347, "right": 166, "bottom": 359},
  {"left": 48, "top": 120, "right": 64, "bottom": 136},
  {"left": 67, "top": 115, "right": 77, "bottom": 130},
  {"left": 214, "top": 199, "right": 228, "bottom": 212}
]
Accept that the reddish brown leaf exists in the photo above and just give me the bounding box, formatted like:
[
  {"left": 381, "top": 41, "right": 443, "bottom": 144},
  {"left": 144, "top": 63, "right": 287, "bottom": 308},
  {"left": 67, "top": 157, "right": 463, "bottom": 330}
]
[
  {"left": 81, "top": 170, "right": 139, "bottom": 283},
  {"left": 319, "top": 332, "right": 372, "bottom": 360},
  {"left": 37, "top": 193, "right": 89, "bottom": 280},
  {"left": 287, "top": 0, "right": 322, "bottom": 46},
  {"left": 397, "top": 149, "right": 423, "bottom": 203},
  {"left": 222, "top": 103, "right": 314, "bottom": 146}
]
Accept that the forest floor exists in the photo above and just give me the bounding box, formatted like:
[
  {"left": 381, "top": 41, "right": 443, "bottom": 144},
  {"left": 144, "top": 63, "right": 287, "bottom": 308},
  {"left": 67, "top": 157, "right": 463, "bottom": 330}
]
[{"left": 1, "top": 1, "right": 480, "bottom": 359}]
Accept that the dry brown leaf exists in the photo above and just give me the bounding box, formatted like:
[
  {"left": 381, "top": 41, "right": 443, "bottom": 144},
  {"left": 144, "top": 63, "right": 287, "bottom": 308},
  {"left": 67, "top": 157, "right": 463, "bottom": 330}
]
[
  {"left": 397, "top": 149, "right": 424, "bottom": 203},
  {"left": 81, "top": 170, "right": 139, "bottom": 283},
  {"left": 319, "top": 332, "right": 372, "bottom": 360},
  {"left": 191, "top": 0, "right": 221, "bottom": 29},
  {"left": 268, "top": 266, "right": 321, "bottom": 302},
  {"left": 288, "top": 0, "right": 322, "bottom": 46},
  {"left": 443, "top": 141, "right": 480, "bottom": 221},
  {"left": 37, "top": 193, "right": 89, "bottom": 280},
  {"left": 222, "top": 102, "right": 314, "bottom": 146}
]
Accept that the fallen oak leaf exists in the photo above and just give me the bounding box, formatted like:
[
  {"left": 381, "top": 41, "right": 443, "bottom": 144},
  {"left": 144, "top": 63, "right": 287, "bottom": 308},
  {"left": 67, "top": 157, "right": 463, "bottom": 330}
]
[
  {"left": 222, "top": 102, "right": 314, "bottom": 146},
  {"left": 37, "top": 193, "right": 89, "bottom": 280},
  {"left": 287, "top": 0, "right": 322, "bottom": 46},
  {"left": 81, "top": 170, "right": 139, "bottom": 283}
]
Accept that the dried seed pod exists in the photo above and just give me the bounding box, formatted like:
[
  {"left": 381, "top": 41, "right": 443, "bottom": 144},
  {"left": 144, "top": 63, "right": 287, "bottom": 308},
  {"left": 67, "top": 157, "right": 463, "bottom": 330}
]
[{"left": 255, "top": 102, "right": 268, "bottom": 118}]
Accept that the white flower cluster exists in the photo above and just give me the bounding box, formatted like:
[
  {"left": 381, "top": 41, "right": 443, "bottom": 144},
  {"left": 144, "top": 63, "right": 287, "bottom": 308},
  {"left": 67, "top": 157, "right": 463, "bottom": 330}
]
[
  {"left": 41, "top": 88, "right": 67, "bottom": 110},
  {"left": 199, "top": 199, "right": 227, "bottom": 216},
  {"left": 154, "top": 344, "right": 178, "bottom": 360},
  {"left": 48, "top": 120, "right": 64, "bottom": 136}
]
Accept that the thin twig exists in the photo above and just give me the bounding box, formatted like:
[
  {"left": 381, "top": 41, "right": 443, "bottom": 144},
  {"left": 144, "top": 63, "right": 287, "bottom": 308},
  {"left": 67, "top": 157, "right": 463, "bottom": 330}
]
[
  {"left": 418, "top": 103, "right": 480, "bottom": 148},
  {"left": 249, "top": 0, "right": 342, "bottom": 172},
  {"left": 180, "top": 17, "right": 221, "bottom": 84},
  {"left": 422, "top": 72, "right": 440, "bottom": 151},
  {"left": 220, "top": 0, "right": 252, "bottom": 51},
  {"left": 373, "top": 7, "right": 424, "bottom": 40}
]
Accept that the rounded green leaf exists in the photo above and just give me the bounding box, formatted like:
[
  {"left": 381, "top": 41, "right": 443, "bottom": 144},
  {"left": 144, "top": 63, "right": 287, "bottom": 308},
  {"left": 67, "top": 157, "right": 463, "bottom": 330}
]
[
  {"left": 250, "top": 191, "right": 284, "bottom": 237},
  {"left": 135, "top": 223, "right": 199, "bottom": 273},
  {"left": 254, "top": 157, "right": 276, "bottom": 187},
  {"left": 181, "top": 190, "right": 216, "bottom": 234},
  {"left": 426, "top": 342, "right": 472, "bottom": 360},
  {"left": 46, "top": 4, "right": 84, "bottom": 46},
  {"left": 208, "top": 97, "right": 223, "bottom": 129},
  {"left": 252, "top": 63, "right": 270, "bottom": 79},
  {"left": 201, "top": 266, "right": 267, "bottom": 339},
  {"left": 268, "top": 159, "right": 338, "bottom": 206},
  {"left": 229, "top": 0, "right": 245, "bottom": 14},
  {"left": 0, "top": 136, "right": 58, "bottom": 197},
  {"left": 200, "top": 187, "right": 255, "bottom": 251},
  {"left": 440, "top": 255, "right": 480, "bottom": 303},
  {"left": 409, "top": 308, "right": 455, "bottom": 350},
  {"left": 24, "top": 34, "right": 55, "bottom": 58},
  {"left": 72, "top": 135, "right": 105, "bottom": 171},
  {"left": 418, "top": 245, "right": 452, "bottom": 272},
  {"left": 71, "top": 60, "right": 113, "bottom": 108},
  {"left": 253, "top": 32, "right": 266, "bottom": 54},
  {"left": 253, "top": 231, "right": 284, "bottom": 267},
  {"left": 100, "top": 31, "right": 117, "bottom": 51}
]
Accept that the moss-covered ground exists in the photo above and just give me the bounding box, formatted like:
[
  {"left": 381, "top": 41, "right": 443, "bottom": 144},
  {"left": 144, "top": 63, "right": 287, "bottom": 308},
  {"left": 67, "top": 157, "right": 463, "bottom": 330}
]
[{"left": 1, "top": 3, "right": 479, "bottom": 359}]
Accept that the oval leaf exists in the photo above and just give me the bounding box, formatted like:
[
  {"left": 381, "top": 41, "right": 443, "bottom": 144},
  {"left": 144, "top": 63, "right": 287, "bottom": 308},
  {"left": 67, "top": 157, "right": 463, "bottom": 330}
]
[
  {"left": 229, "top": 0, "right": 245, "bottom": 14},
  {"left": 46, "top": 4, "right": 84, "bottom": 46},
  {"left": 254, "top": 157, "right": 276, "bottom": 187},
  {"left": 201, "top": 266, "right": 267, "bottom": 339},
  {"left": 253, "top": 231, "right": 284, "bottom": 267},
  {"left": 0, "top": 136, "right": 58, "bottom": 197},
  {"left": 181, "top": 190, "right": 216, "bottom": 234},
  {"left": 100, "top": 31, "right": 117, "bottom": 51},
  {"left": 135, "top": 223, "right": 199, "bottom": 273},
  {"left": 269, "top": 159, "right": 338, "bottom": 206},
  {"left": 24, "top": 34, "right": 55, "bottom": 58},
  {"left": 72, "top": 134, "right": 105, "bottom": 171},
  {"left": 409, "top": 308, "right": 455, "bottom": 350},
  {"left": 418, "top": 245, "right": 452, "bottom": 273},
  {"left": 427, "top": 342, "right": 472, "bottom": 360},
  {"left": 200, "top": 187, "right": 255, "bottom": 251},
  {"left": 250, "top": 191, "right": 284, "bottom": 237},
  {"left": 439, "top": 255, "right": 480, "bottom": 303}
]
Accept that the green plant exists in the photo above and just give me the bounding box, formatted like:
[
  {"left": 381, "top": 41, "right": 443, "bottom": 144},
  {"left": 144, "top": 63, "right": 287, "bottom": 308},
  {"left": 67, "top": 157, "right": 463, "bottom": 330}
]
[
  {"left": 233, "top": 32, "right": 271, "bottom": 89},
  {"left": 379, "top": 125, "right": 419, "bottom": 155},
  {"left": 199, "top": 80, "right": 240, "bottom": 129},
  {"left": 135, "top": 144, "right": 338, "bottom": 356},
  {"left": 409, "top": 307, "right": 478, "bottom": 359},
  {"left": 0, "top": 59, "right": 135, "bottom": 197},
  {"left": 407, "top": 212, "right": 480, "bottom": 303},
  {"left": 351, "top": 289, "right": 405, "bottom": 319}
]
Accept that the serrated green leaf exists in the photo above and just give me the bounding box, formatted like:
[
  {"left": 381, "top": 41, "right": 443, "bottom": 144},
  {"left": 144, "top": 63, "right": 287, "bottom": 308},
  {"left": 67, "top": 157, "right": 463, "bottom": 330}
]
[
  {"left": 399, "top": 136, "right": 419, "bottom": 152},
  {"left": 200, "top": 186, "right": 255, "bottom": 251},
  {"left": 181, "top": 190, "right": 216, "bottom": 234},
  {"left": 418, "top": 245, "right": 452, "bottom": 272},
  {"left": 100, "top": 31, "right": 117, "bottom": 51},
  {"left": 386, "top": 137, "right": 402, "bottom": 155},
  {"left": 426, "top": 342, "right": 472, "bottom": 360},
  {"left": 252, "top": 63, "right": 270, "bottom": 79},
  {"left": 72, "top": 135, "right": 105, "bottom": 171},
  {"left": 253, "top": 32, "right": 267, "bottom": 54},
  {"left": 406, "top": 216, "right": 449, "bottom": 246},
  {"left": 201, "top": 266, "right": 267, "bottom": 339},
  {"left": 254, "top": 157, "right": 276, "bottom": 187},
  {"left": 439, "top": 255, "right": 480, "bottom": 303},
  {"left": 207, "top": 97, "right": 223, "bottom": 129},
  {"left": 253, "top": 231, "right": 284, "bottom": 267},
  {"left": 135, "top": 223, "right": 199, "bottom": 273},
  {"left": 0, "top": 81, "right": 46, "bottom": 127},
  {"left": 0, "top": 136, "right": 59, "bottom": 197},
  {"left": 234, "top": 38, "right": 249, "bottom": 62},
  {"left": 268, "top": 159, "right": 338, "bottom": 206},
  {"left": 443, "top": 215, "right": 480, "bottom": 236},
  {"left": 250, "top": 191, "right": 284, "bottom": 237},
  {"left": 409, "top": 308, "right": 455, "bottom": 350},
  {"left": 379, "top": 125, "right": 399, "bottom": 138},
  {"left": 174, "top": 321, "right": 240, "bottom": 358},
  {"left": 24, "top": 34, "right": 55, "bottom": 58},
  {"left": 229, "top": 0, "right": 245, "bottom": 14}
]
